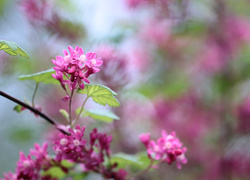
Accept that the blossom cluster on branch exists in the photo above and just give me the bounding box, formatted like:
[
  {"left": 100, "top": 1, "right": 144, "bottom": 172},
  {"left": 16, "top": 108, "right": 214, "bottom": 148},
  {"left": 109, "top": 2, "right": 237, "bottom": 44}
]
[
  {"left": 140, "top": 130, "right": 187, "bottom": 169},
  {"left": 52, "top": 46, "right": 102, "bottom": 91},
  {"left": 0, "top": 43, "right": 187, "bottom": 179},
  {"left": 1, "top": 125, "right": 127, "bottom": 180}
]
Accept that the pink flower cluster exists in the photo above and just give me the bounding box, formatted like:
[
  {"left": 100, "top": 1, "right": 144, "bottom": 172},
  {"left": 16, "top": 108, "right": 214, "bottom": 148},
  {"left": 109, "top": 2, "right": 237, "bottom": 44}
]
[
  {"left": 53, "top": 125, "right": 127, "bottom": 179},
  {"left": 52, "top": 46, "right": 103, "bottom": 91},
  {"left": 1, "top": 143, "right": 52, "bottom": 180},
  {"left": 1, "top": 125, "right": 127, "bottom": 180},
  {"left": 140, "top": 130, "right": 187, "bottom": 169}
]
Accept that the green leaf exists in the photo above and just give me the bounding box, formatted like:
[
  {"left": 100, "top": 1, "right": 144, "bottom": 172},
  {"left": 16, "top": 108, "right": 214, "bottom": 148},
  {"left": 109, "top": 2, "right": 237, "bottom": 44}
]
[
  {"left": 0, "top": 40, "right": 29, "bottom": 58},
  {"left": 136, "top": 152, "right": 152, "bottom": 169},
  {"left": 110, "top": 153, "right": 143, "bottom": 169},
  {"left": 61, "top": 159, "right": 74, "bottom": 168},
  {"left": 110, "top": 152, "right": 152, "bottom": 170},
  {"left": 71, "top": 173, "right": 88, "bottom": 180},
  {"left": 13, "top": 104, "right": 24, "bottom": 113},
  {"left": 18, "top": 68, "right": 59, "bottom": 85},
  {"left": 77, "top": 84, "right": 120, "bottom": 107},
  {"left": 174, "top": 20, "right": 207, "bottom": 36},
  {"left": 42, "top": 167, "right": 66, "bottom": 179},
  {"left": 76, "top": 108, "right": 119, "bottom": 123},
  {"left": 59, "top": 109, "right": 69, "bottom": 121},
  {"left": 86, "top": 109, "right": 120, "bottom": 123}
]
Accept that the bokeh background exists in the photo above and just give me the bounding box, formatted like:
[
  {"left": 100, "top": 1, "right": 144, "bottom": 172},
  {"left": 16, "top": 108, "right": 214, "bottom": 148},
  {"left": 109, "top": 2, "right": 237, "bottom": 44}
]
[{"left": 1, "top": 0, "right": 250, "bottom": 179}]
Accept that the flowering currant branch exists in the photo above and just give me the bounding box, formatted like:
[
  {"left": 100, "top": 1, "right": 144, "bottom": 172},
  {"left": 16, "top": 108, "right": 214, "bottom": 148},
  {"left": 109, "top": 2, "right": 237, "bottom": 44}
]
[
  {"left": 0, "top": 90, "right": 68, "bottom": 135},
  {"left": 51, "top": 45, "right": 103, "bottom": 128},
  {"left": 1, "top": 43, "right": 188, "bottom": 179}
]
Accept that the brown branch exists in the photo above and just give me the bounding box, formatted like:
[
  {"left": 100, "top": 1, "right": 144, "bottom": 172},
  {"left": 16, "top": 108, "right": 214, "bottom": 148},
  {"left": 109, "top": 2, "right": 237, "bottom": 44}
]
[{"left": 0, "top": 90, "right": 69, "bottom": 135}]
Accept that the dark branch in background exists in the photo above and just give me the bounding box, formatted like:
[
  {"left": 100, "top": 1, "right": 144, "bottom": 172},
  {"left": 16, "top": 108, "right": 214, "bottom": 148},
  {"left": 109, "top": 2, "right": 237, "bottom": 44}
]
[{"left": 0, "top": 90, "right": 69, "bottom": 135}]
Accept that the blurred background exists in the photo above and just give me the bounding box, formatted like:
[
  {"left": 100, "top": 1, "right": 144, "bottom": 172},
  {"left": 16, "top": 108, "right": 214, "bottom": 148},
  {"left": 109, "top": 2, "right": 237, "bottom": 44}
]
[{"left": 1, "top": 0, "right": 250, "bottom": 179}]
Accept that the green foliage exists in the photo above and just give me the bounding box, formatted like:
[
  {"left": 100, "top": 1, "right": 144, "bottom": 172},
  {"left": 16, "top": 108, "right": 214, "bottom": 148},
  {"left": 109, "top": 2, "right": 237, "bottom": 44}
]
[
  {"left": 136, "top": 152, "right": 152, "bottom": 168},
  {"left": 227, "top": 0, "right": 250, "bottom": 16},
  {"left": 174, "top": 20, "right": 207, "bottom": 36},
  {"left": 42, "top": 167, "right": 66, "bottom": 179},
  {"left": 0, "top": 40, "right": 29, "bottom": 58},
  {"left": 76, "top": 107, "right": 119, "bottom": 123},
  {"left": 59, "top": 109, "right": 69, "bottom": 121},
  {"left": 70, "top": 173, "right": 88, "bottom": 180},
  {"left": 0, "top": 0, "right": 8, "bottom": 15},
  {"left": 85, "top": 109, "right": 120, "bottom": 123},
  {"left": 9, "top": 128, "right": 33, "bottom": 143},
  {"left": 61, "top": 160, "right": 74, "bottom": 169},
  {"left": 110, "top": 152, "right": 151, "bottom": 170},
  {"left": 77, "top": 84, "right": 120, "bottom": 107},
  {"left": 18, "top": 69, "right": 59, "bottom": 85},
  {"left": 139, "top": 76, "right": 189, "bottom": 98},
  {"left": 213, "top": 74, "right": 233, "bottom": 95},
  {"left": 13, "top": 104, "right": 23, "bottom": 113}
]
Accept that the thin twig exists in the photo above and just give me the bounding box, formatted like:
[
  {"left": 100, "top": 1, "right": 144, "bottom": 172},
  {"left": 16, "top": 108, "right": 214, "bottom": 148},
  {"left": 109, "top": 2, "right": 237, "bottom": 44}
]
[
  {"left": 73, "top": 96, "right": 89, "bottom": 128},
  {"left": 0, "top": 90, "right": 69, "bottom": 135},
  {"left": 130, "top": 159, "right": 154, "bottom": 180},
  {"left": 32, "top": 82, "right": 39, "bottom": 107},
  {"left": 69, "top": 90, "right": 74, "bottom": 127}
]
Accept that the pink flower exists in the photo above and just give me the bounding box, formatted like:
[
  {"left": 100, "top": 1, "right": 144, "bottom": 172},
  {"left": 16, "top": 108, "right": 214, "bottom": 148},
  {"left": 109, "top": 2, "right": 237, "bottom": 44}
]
[
  {"left": 52, "top": 46, "right": 102, "bottom": 90},
  {"left": 139, "top": 133, "right": 151, "bottom": 147},
  {"left": 112, "top": 169, "right": 128, "bottom": 180},
  {"left": 30, "top": 143, "right": 50, "bottom": 168},
  {"left": 12, "top": 143, "right": 52, "bottom": 179},
  {"left": 85, "top": 52, "right": 103, "bottom": 68},
  {"left": 1, "top": 172, "right": 17, "bottom": 180},
  {"left": 52, "top": 125, "right": 126, "bottom": 179},
  {"left": 1, "top": 126, "right": 126, "bottom": 180},
  {"left": 16, "top": 152, "right": 38, "bottom": 179},
  {"left": 147, "top": 140, "right": 164, "bottom": 160},
  {"left": 140, "top": 130, "right": 187, "bottom": 169},
  {"left": 51, "top": 71, "right": 70, "bottom": 90}
]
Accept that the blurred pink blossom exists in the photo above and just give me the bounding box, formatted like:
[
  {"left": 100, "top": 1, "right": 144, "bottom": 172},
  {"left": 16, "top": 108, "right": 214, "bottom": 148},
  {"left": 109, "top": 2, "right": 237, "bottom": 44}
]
[
  {"left": 125, "top": 0, "right": 169, "bottom": 11},
  {"left": 196, "top": 16, "right": 250, "bottom": 74},
  {"left": 20, "top": 0, "right": 51, "bottom": 25},
  {"left": 95, "top": 45, "right": 129, "bottom": 91},
  {"left": 152, "top": 93, "right": 220, "bottom": 176},
  {"left": 236, "top": 98, "right": 250, "bottom": 133},
  {"left": 140, "top": 19, "right": 185, "bottom": 58},
  {"left": 20, "top": 0, "right": 85, "bottom": 41},
  {"left": 125, "top": 0, "right": 146, "bottom": 8},
  {"left": 141, "top": 19, "right": 171, "bottom": 47},
  {"left": 140, "top": 130, "right": 187, "bottom": 169}
]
